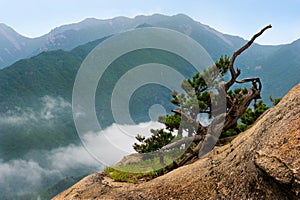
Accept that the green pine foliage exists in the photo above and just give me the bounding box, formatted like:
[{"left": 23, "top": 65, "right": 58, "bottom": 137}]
[
  {"left": 133, "top": 129, "right": 175, "bottom": 153},
  {"left": 133, "top": 55, "right": 281, "bottom": 153},
  {"left": 270, "top": 96, "right": 282, "bottom": 106},
  {"left": 241, "top": 100, "right": 269, "bottom": 126},
  {"left": 133, "top": 56, "right": 231, "bottom": 153},
  {"left": 158, "top": 114, "right": 181, "bottom": 132}
]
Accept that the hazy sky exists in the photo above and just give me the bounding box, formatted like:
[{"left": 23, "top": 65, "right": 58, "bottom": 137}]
[{"left": 1, "top": 0, "right": 299, "bottom": 45}]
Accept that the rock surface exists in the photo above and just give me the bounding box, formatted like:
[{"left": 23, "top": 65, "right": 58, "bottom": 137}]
[
  {"left": 53, "top": 83, "right": 300, "bottom": 200},
  {"left": 114, "top": 153, "right": 143, "bottom": 167}
]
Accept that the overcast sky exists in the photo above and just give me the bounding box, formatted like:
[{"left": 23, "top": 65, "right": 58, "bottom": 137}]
[{"left": 1, "top": 0, "right": 299, "bottom": 45}]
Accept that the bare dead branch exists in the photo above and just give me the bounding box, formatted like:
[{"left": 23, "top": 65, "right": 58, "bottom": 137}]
[
  {"left": 225, "top": 25, "right": 272, "bottom": 91},
  {"left": 160, "top": 135, "right": 203, "bottom": 151},
  {"left": 236, "top": 77, "right": 262, "bottom": 91}
]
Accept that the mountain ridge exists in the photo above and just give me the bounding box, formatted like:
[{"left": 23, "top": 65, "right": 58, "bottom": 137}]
[
  {"left": 1, "top": 13, "right": 299, "bottom": 69},
  {"left": 1, "top": 14, "right": 298, "bottom": 106}
]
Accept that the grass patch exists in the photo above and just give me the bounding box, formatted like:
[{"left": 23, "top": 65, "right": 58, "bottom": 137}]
[
  {"left": 104, "top": 153, "right": 180, "bottom": 183},
  {"left": 104, "top": 167, "right": 148, "bottom": 183}
]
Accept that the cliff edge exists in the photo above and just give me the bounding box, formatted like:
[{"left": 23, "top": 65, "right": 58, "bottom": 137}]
[{"left": 53, "top": 83, "right": 300, "bottom": 200}]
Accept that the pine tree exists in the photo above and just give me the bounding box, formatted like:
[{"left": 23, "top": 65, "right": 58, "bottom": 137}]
[{"left": 133, "top": 25, "right": 273, "bottom": 170}]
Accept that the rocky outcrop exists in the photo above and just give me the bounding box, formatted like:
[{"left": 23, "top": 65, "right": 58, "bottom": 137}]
[
  {"left": 114, "top": 153, "right": 143, "bottom": 167},
  {"left": 53, "top": 83, "right": 300, "bottom": 200}
]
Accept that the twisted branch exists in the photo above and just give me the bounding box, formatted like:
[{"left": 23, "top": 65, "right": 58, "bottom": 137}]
[{"left": 225, "top": 25, "right": 272, "bottom": 91}]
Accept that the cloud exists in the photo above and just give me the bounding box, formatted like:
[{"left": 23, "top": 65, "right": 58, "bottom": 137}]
[
  {"left": 47, "top": 144, "right": 99, "bottom": 171},
  {"left": 0, "top": 96, "right": 71, "bottom": 125},
  {"left": 254, "top": 65, "right": 262, "bottom": 71},
  {"left": 0, "top": 108, "right": 37, "bottom": 125},
  {"left": 0, "top": 159, "right": 58, "bottom": 196},
  {"left": 40, "top": 95, "right": 71, "bottom": 120},
  {"left": 80, "top": 121, "right": 164, "bottom": 165},
  {"left": 0, "top": 145, "right": 99, "bottom": 197},
  {"left": 0, "top": 94, "right": 168, "bottom": 197},
  {"left": 45, "top": 121, "right": 165, "bottom": 171},
  {"left": 0, "top": 121, "right": 164, "bottom": 198}
]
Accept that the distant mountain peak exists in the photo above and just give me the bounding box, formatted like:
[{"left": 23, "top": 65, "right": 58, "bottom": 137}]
[
  {"left": 0, "top": 23, "right": 18, "bottom": 34},
  {"left": 0, "top": 23, "right": 10, "bottom": 28},
  {"left": 1, "top": 14, "right": 300, "bottom": 70},
  {"left": 0, "top": 23, "right": 28, "bottom": 51},
  {"left": 173, "top": 13, "right": 194, "bottom": 20},
  {"left": 135, "top": 23, "right": 153, "bottom": 29}
]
